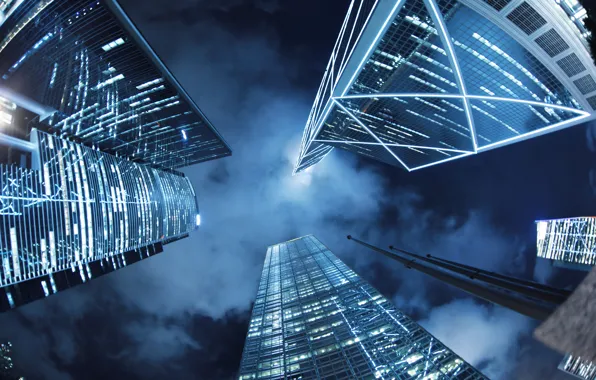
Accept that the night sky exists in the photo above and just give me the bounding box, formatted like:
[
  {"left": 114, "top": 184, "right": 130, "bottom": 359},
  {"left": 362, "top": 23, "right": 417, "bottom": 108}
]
[{"left": 1, "top": 0, "right": 596, "bottom": 379}]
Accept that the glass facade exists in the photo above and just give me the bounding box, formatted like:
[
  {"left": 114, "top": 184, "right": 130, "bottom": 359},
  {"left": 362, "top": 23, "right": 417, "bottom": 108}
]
[
  {"left": 0, "top": 130, "right": 199, "bottom": 311},
  {"left": 0, "top": 0, "right": 231, "bottom": 170},
  {"left": 238, "top": 235, "right": 486, "bottom": 379},
  {"left": 559, "top": 353, "right": 596, "bottom": 380},
  {"left": 295, "top": 0, "right": 594, "bottom": 174},
  {"left": 536, "top": 217, "right": 596, "bottom": 270}
]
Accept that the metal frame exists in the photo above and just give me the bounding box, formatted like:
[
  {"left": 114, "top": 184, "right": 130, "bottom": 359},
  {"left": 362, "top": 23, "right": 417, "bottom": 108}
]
[{"left": 294, "top": 0, "right": 595, "bottom": 174}]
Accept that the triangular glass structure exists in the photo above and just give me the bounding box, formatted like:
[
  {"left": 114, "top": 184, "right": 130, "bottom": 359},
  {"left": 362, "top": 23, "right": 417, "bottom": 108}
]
[
  {"left": 316, "top": 104, "right": 380, "bottom": 144},
  {"left": 327, "top": 140, "right": 407, "bottom": 168},
  {"left": 386, "top": 145, "right": 470, "bottom": 170},
  {"left": 469, "top": 98, "right": 586, "bottom": 149},
  {"left": 294, "top": 0, "right": 592, "bottom": 174},
  {"left": 347, "top": 0, "right": 461, "bottom": 96},
  {"left": 335, "top": 96, "right": 474, "bottom": 152},
  {"left": 445, "top": 3, "right": 581, "bottom": 108}
]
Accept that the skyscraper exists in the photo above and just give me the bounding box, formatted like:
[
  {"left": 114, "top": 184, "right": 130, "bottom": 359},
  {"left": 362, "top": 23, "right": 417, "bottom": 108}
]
[
  {"left": 294, "top": 0, "right": 595, "bottom": 174},
  {"left": 0, "top": 0, "right": 231, "bottom": 310},
  {"left": 536, "top": 217, "right": 596, "bottom": 272},
  {"left": 0, "top": 129, "right": 200, "bottom": 311},
  {"left": 558, "top": 353, "right": 596, "bottom": 380},
  {"left": 0, "top": 0, "right": 231, "bottom": 169},
  {"left": 238, "top": 235, "right": 485, "bottom": 379}
]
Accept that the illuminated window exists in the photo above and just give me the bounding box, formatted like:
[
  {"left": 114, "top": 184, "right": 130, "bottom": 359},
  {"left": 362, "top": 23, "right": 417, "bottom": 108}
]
[{"left": 101, "top": 37, "right": 125, "bottom": 52}]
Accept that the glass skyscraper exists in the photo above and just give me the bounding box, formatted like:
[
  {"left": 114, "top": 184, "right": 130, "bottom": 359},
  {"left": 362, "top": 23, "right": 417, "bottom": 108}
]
[
  {"left": 0, "top": 129, "right": 199, "bottom": 311},
  {"left": 0, "top": 0, "right": 231, "bottom": 309},
  {"left": 238, "top": 235, "right": 485, "bottom": 379},
  {"left": 558, "top": 353, "right": 596, "bottom": 380},
  {"left": 295, "top": 0, "right": 595, "bottom": 174},
  {"left": 536, "top": 217, "right": 596, "bottom": 272},
  {"left": 0, "top": 0, "right": 231, "bottom": 169}
]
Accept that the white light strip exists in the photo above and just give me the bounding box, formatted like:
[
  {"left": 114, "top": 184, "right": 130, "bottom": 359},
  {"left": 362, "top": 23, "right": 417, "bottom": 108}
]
[
  {"left": 329, "top": 0, "right": 354, "bottom": 89},
  {"left": 313, "top": 139, "right": 472, "bottom": 153},
  {"left": 334, "top": 99, "right": 410, "bottom": 170},
  {"left": 335, "top": 94, "right": 589, "bottom": 115},
  {"left": 478, "top": 114, "right": 592, "bottom": 151},
  {"left": 301, "top": 99, "right": 335, "bottom": 160},
  {"left": 335, "top": 93, "right": 461, "bottom": 100},
  {"left": 340, "top": 0, "right": 405, "bottom": 97},
  {"left": 136, "top": 78, "right": 163, "bottom": 90},
  {"left": 335, "top": 0, "right": 359, "bottom": 87},
  {"left": 93, "top": 74, "right": 124, "bottom": 90},
  {"left": 409, "top": 151, "right": 475, "bottom": 171},
  {"left": 336, "top": 1, "right": 363, "bottom": 85},
  {"left": 465, "top": 95, "right": 590, "bottom": 116},
  {"left": 423, "top": 0, "right": 478, "bottom": 152}
]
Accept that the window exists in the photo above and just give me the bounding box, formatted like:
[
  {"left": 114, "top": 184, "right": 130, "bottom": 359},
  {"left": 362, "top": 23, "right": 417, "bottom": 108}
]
[
  {"left": 101, "top": 37, "right": 125, "bottom": 52},
  {"left": 507, "top": 2, "right": 547, "bottom": 35}
]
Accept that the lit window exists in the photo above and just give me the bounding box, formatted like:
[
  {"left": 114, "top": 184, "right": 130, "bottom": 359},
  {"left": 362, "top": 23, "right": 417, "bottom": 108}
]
[
  {"left": 0, "top": 110, "right": 12, "bottom": 124},
  {"left": 101, "top": 37, "right": 125, "bottom": 52},
  {"left": 136, "top": 78, "right": 164, "bottom": 90},
  {"left": 129, "top": 97, "right": 150, "bottom": 107},
  {"left": 93, "top": 74, "right": 124, "bottom": 90}
]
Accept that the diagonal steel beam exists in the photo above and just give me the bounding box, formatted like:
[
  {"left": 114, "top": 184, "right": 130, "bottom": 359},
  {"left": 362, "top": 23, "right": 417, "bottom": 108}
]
[
  {"left": 423, "top": 0, "right": 478, "bottom": 152},
  {"left": 334, "top": 99, "right": 410, "bottom": 170}
]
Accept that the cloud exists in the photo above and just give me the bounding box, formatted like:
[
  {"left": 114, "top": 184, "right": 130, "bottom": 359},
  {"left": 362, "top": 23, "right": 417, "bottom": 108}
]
[
  {"left": 533, "top": 256, "right": 555, "bottom": 284},
  {"left": 419, "top": 299, "right": 533, "bottom": 379}
]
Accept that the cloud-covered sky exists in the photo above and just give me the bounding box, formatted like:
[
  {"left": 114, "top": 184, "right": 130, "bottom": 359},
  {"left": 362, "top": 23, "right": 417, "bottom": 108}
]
[{"left": 0, "top": 0, "right": 595, "bottom": 379}]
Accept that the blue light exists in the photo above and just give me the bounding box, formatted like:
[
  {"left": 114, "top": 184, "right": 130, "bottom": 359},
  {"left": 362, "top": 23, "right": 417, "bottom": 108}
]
[{"left": 181, "top": 130, "right": 187, "bottom": 140}]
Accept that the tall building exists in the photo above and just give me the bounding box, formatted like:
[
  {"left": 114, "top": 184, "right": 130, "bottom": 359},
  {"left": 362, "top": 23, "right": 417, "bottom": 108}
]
[
  {"left": 0, "top": 0, "right": 231, "bottom": 169},
  {"left": 536, "top": 217, "right": 596, "bottom": 272},
  {"left": 0, "top": 129, "right": 200, "bottom": 311},
  {"left": 294, "top": 0, "right": 595, "bottom": 174},
  {"left": 0, "top": 0, "right": 231, "bottom": 310},
  {"left": 238, "top": 235, "right": 485, "bottom": 379},
  {"left": 559, "top": 353, "right": 596, "bottom": 380}
]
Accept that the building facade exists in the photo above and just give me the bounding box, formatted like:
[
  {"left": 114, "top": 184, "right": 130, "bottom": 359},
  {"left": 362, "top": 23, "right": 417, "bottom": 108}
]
[
  {"left": 238, "top": 235, "right": 485, "bottom": 379},
  {"left": 0, "top": 0, "right": 231, "bottom": 170},
  {"left": 536, "top": 217, "right": 596, "bottom": 271},
  {"left": 295, "top": 0, "right": 595, "bottom": 174},
  {"left": 559, "top": 353, "right": 596, "bottom": 380},
  {"left": 0, "top": 129, "right": 199, "bottom": 311},
  {"left": 0, "top": 0, "right": 231, "bottom": 310}
]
